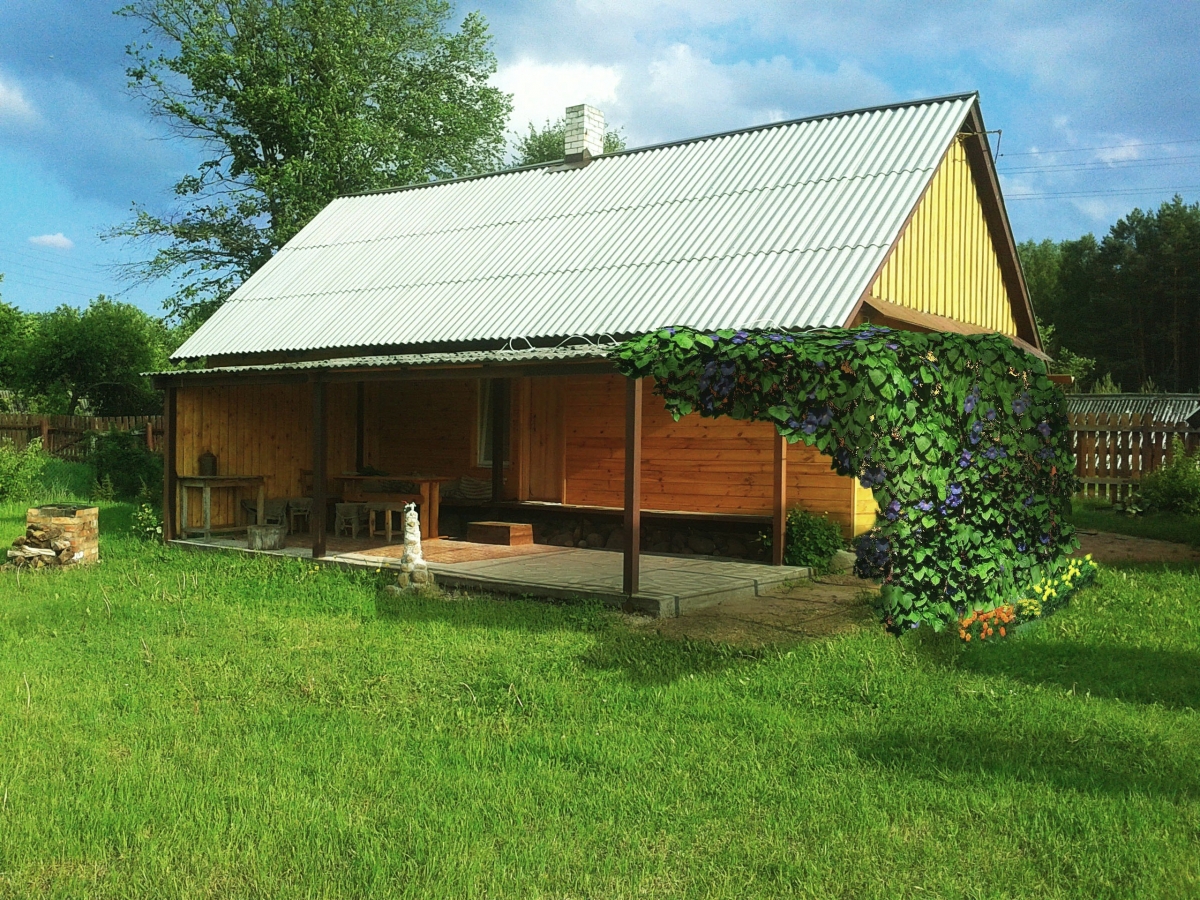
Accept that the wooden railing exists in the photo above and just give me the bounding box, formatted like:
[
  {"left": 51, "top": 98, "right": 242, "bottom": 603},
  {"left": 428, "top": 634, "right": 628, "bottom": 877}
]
[
  {"left": 1069, "top": 411, "right": 1200, "bottom": 500},
  {"left": 0, "top": 414, "right": 164, "bottom": 461}
]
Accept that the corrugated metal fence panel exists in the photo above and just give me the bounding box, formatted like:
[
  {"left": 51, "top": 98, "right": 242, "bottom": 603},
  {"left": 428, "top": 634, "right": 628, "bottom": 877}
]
[
  {"left": 1065, "top": 394, "right": 1200, "bottom": 427},
  {"left": 175, "top": 95, "right": 976, "bottom": 359},
  {"left": 870, "top": 138, "right": 1017, "bottom": 335}
]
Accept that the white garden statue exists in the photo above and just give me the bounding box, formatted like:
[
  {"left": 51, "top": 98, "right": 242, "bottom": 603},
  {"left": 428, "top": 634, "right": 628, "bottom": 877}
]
[{"left": 398, "top": 502, "right": 426, "bottom": 573}]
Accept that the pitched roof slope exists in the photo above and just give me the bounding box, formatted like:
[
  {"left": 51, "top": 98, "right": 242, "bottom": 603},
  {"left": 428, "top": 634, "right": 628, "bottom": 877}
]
[{"left": 175, "top": 94, "right": 979, "bottom": 360}]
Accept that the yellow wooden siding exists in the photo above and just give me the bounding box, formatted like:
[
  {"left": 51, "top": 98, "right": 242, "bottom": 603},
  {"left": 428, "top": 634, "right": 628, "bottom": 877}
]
[{"left": 871, "top": 138, "right": 1017, "bottom": 335}]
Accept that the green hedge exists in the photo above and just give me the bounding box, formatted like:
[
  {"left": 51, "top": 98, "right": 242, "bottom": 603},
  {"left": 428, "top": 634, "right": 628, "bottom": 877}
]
[{"left": 614, "top": 325, "right": 1076, "bottom": 630}]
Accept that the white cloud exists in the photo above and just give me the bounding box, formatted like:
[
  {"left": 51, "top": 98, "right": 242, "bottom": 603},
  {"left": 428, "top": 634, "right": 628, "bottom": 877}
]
[
  {"left": 0, "top": 75, "right": 35, "bottom": 122},
  {"left": 494, "top": 59, "right": 622, "bottom": 132},
  {"left": 28, "top": 232, "right": 74, "bottom": 250}
]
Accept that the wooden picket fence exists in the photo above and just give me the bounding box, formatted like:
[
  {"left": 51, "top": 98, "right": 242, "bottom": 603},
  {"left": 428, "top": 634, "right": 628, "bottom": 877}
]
[
  {"left": 1069, "top": 411, "right": 1200, "bottom": 501},
  {"left": 0, "top": 414, "right": 163, "bottom": 462}
]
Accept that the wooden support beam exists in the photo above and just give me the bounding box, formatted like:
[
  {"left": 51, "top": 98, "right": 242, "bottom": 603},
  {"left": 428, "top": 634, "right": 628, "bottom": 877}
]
[
  {"left": 623, "top": 376, "right": 643, "bottom": 596},
  {"left": 354, "top": 382, "right": 366, "bottom": 472},
  {"left": 515, "top": 377, "right": 531, "bottom": 501},
  {"left": 162, "top": 387, "right": 177, "bottom": 542},
  {"left": 491, "top": 378, "right": 508, "bottom": 502},
  {"left": 311, "top": 380, "right": 328, "bottom": 559},
  {"left": 772, "top": 431, "right": 787, "bottom": 566}
]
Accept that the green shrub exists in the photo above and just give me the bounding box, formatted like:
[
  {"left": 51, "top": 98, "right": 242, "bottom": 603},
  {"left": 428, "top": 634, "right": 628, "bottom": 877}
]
[
  {"left": 1140, "top": 439, "right": 1200, "bottom": 515},
  {"left": 86, "top": 428, "right": 163, "bottom": 501},
  {"left": 132, "top": 502, "right": 163, "bottom": 541},
  {"left": 0, "top": 438, "right": 48, "bottom": 501},
  {"left": 39, "top": 458, "right": 96, "bottom": 499},
  {"left": 783, "top": 507, "right": 844, "bottom": 571}
]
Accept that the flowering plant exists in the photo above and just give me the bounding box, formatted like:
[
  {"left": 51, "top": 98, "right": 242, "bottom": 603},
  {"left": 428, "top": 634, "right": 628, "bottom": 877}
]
[{"left": 613, "top": 325, "right": 1077, "bottom": 630}]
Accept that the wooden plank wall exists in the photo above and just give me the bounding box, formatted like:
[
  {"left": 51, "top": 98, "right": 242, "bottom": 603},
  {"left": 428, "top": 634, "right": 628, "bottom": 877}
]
[
  {"left": 563, "top": 375, "right": 862, "bottom": 533},
  {"left": 177, "top": 374, "right": 872, "bottom": 536},
  {"left": 1070, "top": 410, "right": 1200, "bottom": 501},
  {"left": 870, "top": 138, "right": 1018, "bottom": 336}
]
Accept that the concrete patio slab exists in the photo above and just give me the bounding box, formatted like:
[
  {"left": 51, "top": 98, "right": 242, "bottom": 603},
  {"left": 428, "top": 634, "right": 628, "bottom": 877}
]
[{"left": 170, "top": 536, "right": 810, "bottom": 617}]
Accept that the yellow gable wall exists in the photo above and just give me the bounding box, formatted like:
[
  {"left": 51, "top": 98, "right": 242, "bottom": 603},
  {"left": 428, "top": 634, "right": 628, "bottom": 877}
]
[{"left": 870, "top": 138, "right": 1018, "bottom": 336}]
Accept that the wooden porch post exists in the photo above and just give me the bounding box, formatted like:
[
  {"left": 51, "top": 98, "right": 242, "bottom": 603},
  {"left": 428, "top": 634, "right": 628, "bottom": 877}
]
[
  {"left": 491, "top": 378, "right": 508, "bottom": 502},
  {"left": 772, "top": 432, "right": 788, "bottom": 565},
  {"left": 623, "top": 376, "right": 643, "bottom": 596},
  {"left": 311, "top": 379, "right": 328, "bottom": 559},
  {"left": 354, "top": 382, "right": 366, "bottom": 472},
  {"left": 162, "top": 387, "right": 177, "bottom": 542}
]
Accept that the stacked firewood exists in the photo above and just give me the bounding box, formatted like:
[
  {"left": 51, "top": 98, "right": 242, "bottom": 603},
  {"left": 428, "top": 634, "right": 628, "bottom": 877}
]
[{"left": 6, "top": 522, "right": 75, "bottom": 568}]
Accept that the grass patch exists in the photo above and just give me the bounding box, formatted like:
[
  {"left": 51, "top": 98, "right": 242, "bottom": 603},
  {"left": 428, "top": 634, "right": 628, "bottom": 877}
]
[
  {"left": 1, "top": 502, "right": 1198, "bottom": 898},
  {"left": 1069, "top": 496, "right": 1200, "bottom": 547}
]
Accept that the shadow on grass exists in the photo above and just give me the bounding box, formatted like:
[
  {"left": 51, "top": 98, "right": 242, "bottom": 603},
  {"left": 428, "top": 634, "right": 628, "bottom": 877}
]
[
  {"left": 376, "top": 587, "right": 772, "bottom": 686},
  {"left": 852, "top": 721, "right": 1200, "bottom": 800},
  {"left": 957, "top": 640, "right": 1200, "bottom": 710}
]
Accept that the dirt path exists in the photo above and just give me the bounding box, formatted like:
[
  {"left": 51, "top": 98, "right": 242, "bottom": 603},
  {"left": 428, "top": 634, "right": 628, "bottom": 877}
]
[
  {"left": 1075, "top": 530, "right": 1200, "bottom": 565},
  {"left": 631, "top": 574, "right": 878, "bottom": 647}
]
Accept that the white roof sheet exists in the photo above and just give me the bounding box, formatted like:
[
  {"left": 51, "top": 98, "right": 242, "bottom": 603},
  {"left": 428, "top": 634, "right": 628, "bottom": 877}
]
[{"left": 174, "top": 94, "right": 978, "bottom": 360}]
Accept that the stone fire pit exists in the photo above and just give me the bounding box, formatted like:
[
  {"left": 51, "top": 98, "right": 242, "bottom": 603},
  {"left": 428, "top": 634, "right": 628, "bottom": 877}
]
[{"left": 6, "top": 505, "right": 100, "bottom": 569}]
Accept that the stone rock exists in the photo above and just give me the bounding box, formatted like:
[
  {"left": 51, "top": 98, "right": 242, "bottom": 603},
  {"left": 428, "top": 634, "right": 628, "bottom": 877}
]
[
  {"left": 605, "top": 529, "right": 625, "bottom": 550},
  {"left": 724, "top": 537, "right": 747, "bottom": 558},
  {"left": 650, "top": 541, "right": 671, "bottom": 553},
  {"left": 549, "top": 532, "right": 575, "bottom": 547},
  {"left": 688, "top": 534, "right": 717, "bottom": 555},
  {"left": 578, "top": 540, "right": 589, "bottom": 549},
  {"left": 829, "top": 549, "right": 857, "bottom": 573},
  {"left": 411, "top": 567, "right": 432, "bottom": 585},
  {"left": 585, "top": 532, "right": 605, "bottom": 548}
]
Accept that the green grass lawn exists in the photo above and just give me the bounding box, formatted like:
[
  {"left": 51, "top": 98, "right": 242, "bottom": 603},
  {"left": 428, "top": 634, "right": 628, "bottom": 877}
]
[
  {"left": 2, "top": 502, "right": 1198, "bottom": 898},
  {"left": 1069, "top": 496, "right": 1200, "bottom": 547}
]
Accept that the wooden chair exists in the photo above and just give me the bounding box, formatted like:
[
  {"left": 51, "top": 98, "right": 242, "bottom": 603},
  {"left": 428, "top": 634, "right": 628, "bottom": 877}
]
[
  {"left": 242, "top": 498, "right": 288, "bottom": 527},
  {"left": 365, "top": 502, "right": 413, "bottom": 543},
  {"left": 285, "top": 497, "right": 313, "bottom": 534},
  {"left": 334, "top": 503, "right": 367, "bottom": 538}
]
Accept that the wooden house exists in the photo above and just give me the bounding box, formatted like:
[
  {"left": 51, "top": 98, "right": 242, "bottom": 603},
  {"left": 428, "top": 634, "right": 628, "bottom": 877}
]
[{"left": 155, "top": 93, "right": 1043, "bottom": 593}]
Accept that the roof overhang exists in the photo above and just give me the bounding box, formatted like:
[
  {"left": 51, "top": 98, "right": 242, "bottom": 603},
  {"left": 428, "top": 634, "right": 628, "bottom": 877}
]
[{"left": 861, "top": 295, "right": 1051, "bottom": 361}]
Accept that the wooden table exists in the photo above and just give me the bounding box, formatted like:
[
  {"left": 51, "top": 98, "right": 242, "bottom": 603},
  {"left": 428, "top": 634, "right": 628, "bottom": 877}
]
[
  {"left": 334, "top": 475, "right": 450, "bottom": 540},
  {"left": 179, "top": 476, "right": 265, "bottom": 539}
]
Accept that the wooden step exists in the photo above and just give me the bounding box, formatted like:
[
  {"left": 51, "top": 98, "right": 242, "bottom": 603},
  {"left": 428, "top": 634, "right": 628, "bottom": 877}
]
[{"left": 467, "top": 521, "right": 534, "bottom": 546}]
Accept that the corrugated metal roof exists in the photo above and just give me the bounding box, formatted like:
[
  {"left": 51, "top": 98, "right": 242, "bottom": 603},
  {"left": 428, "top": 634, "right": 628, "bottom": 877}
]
[
  {"left": 1065, "top": 393, "right": 1200, "bottom": 426},
  {"left": 150, "top": 344, "right": 610, "bottom": 377},
  {"left": 174, "top": 94, "right": 979, "bottom": 361}
]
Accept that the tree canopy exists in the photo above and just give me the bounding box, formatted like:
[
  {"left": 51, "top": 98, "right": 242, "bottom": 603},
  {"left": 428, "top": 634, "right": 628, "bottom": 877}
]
[
  {"left": 4, "top": 298, "right": 168, "bottom": 416},
  {"left": 1019, "top": 196, "right": 1200, "bottom": 393},
  {"left": 512, "top": 117, "right": 626, "bottom": 167},
  {"left": 113, "top": 0, "right": 512, "bottom": 326}
]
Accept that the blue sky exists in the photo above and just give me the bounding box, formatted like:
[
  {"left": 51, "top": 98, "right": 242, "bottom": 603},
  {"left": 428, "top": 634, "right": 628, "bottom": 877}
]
[{"left": 1, "top": 0, "right": 1197, "bottom": 315}]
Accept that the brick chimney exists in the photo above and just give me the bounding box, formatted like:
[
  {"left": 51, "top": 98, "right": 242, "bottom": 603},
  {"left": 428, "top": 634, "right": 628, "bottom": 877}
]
[{"left": 564, "top": 104, "right": 606, "bottom": 164}]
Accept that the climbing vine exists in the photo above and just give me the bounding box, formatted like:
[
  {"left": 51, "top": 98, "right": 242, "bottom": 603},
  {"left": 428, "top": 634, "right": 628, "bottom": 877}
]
[{"left": 612, "top": 325, "right": 1077, "bottom": 630}]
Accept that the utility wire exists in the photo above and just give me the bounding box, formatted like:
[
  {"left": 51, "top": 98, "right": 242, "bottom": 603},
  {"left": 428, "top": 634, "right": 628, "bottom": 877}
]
[
  {"left": 1007, "top": 185, "right": 1200, "bottom": 200},
  {"left": 999, "top": 155, "right": 1200, "bottom": 174},
  {"left": 1001, "top": 137, "right": 1200, "bottom": 157}
]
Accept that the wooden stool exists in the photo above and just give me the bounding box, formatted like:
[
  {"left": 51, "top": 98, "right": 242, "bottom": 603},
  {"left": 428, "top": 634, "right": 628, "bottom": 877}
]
[{"left": 365, "top": 502, "right": 408, "bottom": 543}]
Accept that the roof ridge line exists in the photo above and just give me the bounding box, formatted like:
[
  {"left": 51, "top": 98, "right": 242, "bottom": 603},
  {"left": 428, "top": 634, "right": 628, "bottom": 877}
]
[{"left": 340, "top": 92, "right": 979, "bottom": 200}]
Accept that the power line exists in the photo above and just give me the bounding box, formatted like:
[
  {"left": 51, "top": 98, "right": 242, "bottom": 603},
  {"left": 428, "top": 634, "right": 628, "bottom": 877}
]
[
  {"left": 5, "top": 246, "right": 104, "bottom": 275},
  {"left": 999, "top": 154, "right": 1200, "bottom": 174},
  {"left": 0, "top": 258, "right": 105, "bottom": 290},
  {"left": 0, "top": 274, "right": 97, "bottom": 300},
  {"left": 1001, "top": 137, "right": 1200, "bottom": 157},
  {"left": 1007, "top": 185, "right": 1200, "bottom": 200}
]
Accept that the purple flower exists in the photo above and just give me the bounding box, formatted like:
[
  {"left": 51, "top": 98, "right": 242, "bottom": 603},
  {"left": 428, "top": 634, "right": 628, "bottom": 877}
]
[
  {"left": 665, "top": 327, "right": 676, "bottom": 336},
  {"left": 985, "top": 407, "right": 997, "bottom": 421},
  {"left": 1039, "top": 534, "right": 1051, "bottom": 545},
  {"left": 1024, "top": 495, "right": 1035, "bottom": 506},
  {"left": 731, "top": 330, "right": 749, "bottom": 345},
  {"left": 1037, "top": 421, "right": 1052, "bottom": 437},
  {"left": 768, "top": 334, "right": 783, "bottom": 342},
  {"left": 1037, "top": 447, "right": 1054, "bottom": 460},
  {"left": 1012, "top": 392, "right": 1030, "bottom": 416},
  {"left": 1018, "top": 541, "right": 1027, "bottom": 552},
  {"left": 917, "top": 499, "right": 934, "bottom": 512},
  {"left": 958, "top": 450, "right": 973, "bottom": 468},
  {"left": 886, "top": 342, "right": 900, "bottom": 350},
  {"left": 964, "top": 394, "right": 978, "bottom": 414},
  {"left": 708, "top": 333, "right": 721, "bottom": 342}
]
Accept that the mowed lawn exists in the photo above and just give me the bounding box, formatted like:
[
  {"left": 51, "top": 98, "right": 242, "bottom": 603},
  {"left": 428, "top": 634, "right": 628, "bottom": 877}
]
[{"left": 1, "top": 504, "right": 1198, "bottom": 899}]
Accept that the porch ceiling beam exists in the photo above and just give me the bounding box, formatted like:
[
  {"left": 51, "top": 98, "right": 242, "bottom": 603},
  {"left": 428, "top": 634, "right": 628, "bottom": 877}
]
[{"left": 151, "top": 361, "right": 619, "bottom": 390}]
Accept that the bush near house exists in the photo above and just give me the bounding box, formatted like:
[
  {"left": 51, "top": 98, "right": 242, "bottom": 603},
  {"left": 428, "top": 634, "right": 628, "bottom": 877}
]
[
  {"left": 782, "top": 507, "right": 844, "bottom": 571},
  {"left": 1139, "top": 438, "right": 1200, "bottom": 515},
  {"left": 0, "top": 438, "right": 47, "bottom": 501},
  {"left": 85, "top": 428, "right": 162, "bottom": 502}
]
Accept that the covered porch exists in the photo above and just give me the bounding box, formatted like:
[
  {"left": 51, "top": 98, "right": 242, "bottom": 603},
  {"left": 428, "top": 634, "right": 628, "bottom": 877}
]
[{"left": 154, "top": 347, "right": 868, "bottom": 602}]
